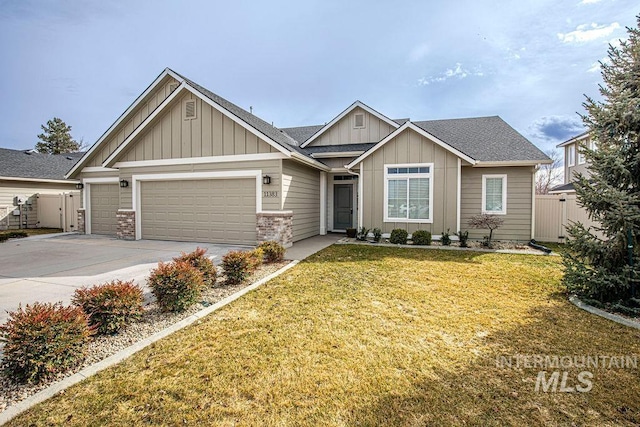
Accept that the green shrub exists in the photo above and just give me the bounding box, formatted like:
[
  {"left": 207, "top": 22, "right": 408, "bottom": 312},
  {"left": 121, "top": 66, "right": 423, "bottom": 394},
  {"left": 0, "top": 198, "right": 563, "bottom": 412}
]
[
  {"left": 258, "top": 241, "right": 286, "bottom": 263},
  {"left": 222, "top": 250, "right": 254, "bottom": 285},
  {"left": 72, "top": 280, "right": 143, "bottom": 335},
  {"left": 411, "top": 230, "right": 432, "bottom": 246},
  {"left": 356, "top": 227, "right": 370, "bottom": 241},
  {"left": 0, "top": 230, "right": 28, "bottom": 243},
  {"left": 372, "top": 228, "right": 382, "bottom": 243},
  {"left": 173, "top": 247, "right": 217, "bottom": 287},
  {"left": 456, "top": 230, "right": 469, "bottom": 248},
  {"left": 389, "top": 229, "right": 408, "bottom": 244},
  {"left": 441, "top": 229, "right": 452, "bottom": 246},
  {"left": 0, "top": 302, "right": 91, "bottom": 383},
  {"left": 147, "top": 261, "right": 204, "bottom": 312}
]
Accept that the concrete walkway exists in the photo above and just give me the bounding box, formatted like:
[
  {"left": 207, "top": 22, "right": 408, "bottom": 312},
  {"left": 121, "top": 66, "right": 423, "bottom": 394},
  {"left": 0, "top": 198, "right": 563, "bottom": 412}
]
[
  {"left": 284, "top": 233, "right": 341, "bottom": 260},
  {"left": 0, "top": 234, "right": 248, "bottom": 324}
]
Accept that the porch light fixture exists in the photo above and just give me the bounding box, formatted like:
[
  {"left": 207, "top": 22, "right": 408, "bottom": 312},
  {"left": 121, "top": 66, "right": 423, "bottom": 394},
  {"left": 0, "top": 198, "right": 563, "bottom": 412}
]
[
  {"left": 263, "top": 175, "right": 271, "bottom": 185},
  {"left": 75, "top": 183, "right": 84, "bottom": 190},
  {"left": 119, "top": 179, "right": 129, "bottom": 188}
]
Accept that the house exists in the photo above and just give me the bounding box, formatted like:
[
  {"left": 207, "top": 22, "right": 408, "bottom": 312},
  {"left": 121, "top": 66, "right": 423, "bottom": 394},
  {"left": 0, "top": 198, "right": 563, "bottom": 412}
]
[
  {"left": 550, "top": 131, "right": 593, "bottom": 194},
  {"left": 0, "top": 148, "right": 82, "bottom": 229},
  {"left": 66, "top": 68, "right": 551, "bottom": 246}
]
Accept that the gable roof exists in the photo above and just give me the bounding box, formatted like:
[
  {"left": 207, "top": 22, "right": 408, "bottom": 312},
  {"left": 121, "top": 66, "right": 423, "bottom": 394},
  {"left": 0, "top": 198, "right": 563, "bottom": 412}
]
[
  {"left": 299, "top": 101, "right": 400, "bottom": 148},
  {"left": 413, "top": 116, "right": 550, "bottom": 163},
  {"left": 557, "top": 130, "right": 590, "bottom": 148},
  {"left": 281, "top": 125, "right": 324, "bottom": 144},
  {"left": 0, "top": 148, "right": 82, "bottom": 182}
]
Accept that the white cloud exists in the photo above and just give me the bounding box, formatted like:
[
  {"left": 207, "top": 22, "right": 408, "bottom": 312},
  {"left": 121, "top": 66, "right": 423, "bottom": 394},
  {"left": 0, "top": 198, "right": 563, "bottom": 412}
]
[
  {"left": 587, "top": 61, "right": 602, "bottom": 73},
  {"left": 417, "top": 63, "right": 484, "bottom": 86},
  {"left": 558, "top": 22, "right": 620, "bottom": 43},
  {"left": 580, "top": 0, "right": 602, "bottom": 4}
]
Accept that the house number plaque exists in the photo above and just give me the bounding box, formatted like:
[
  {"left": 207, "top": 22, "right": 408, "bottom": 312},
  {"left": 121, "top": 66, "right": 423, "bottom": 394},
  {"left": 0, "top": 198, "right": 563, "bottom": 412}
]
[{"left": 263, "top": 191, "right": 278, "bottom": 198}]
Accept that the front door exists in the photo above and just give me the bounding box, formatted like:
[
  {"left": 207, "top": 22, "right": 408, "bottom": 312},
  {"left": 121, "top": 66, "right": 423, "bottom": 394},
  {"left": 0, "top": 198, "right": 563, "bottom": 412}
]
[{"left": 334, "top": 184, "right": 353, "bottom": 230}]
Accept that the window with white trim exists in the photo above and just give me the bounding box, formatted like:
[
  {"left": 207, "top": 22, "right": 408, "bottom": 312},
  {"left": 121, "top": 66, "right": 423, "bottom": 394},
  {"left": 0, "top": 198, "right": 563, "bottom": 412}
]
[
  {"left": 567, "top": 144, "right": 575, "bottom": 167},
  {"left": 578, "top": 147, "right": 586, "bottom": 165},
  {"left": 354, "top": 113, "right": 365, "bottom": 128},
  {"left": 482, "top": 174, "right": 507, "bottom": 215},
  {"left": 384, "top": 164, "right": 433, "bottom": 222}
]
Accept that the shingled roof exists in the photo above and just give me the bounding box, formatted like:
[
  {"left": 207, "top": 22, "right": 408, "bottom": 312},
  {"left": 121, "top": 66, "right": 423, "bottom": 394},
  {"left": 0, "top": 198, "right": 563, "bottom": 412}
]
[
  {"left": 0, "top": 148, "right": 83, "bottom": 180},
  {"left": 413, "top": 116, "right": 549, "bottom": 162}
]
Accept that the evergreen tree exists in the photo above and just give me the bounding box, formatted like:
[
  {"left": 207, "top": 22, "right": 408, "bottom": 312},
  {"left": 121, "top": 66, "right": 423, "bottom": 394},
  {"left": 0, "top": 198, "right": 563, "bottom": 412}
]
[
  {"left": 35, "top": 117, "right": 81, "bottom": 154},
  {"left": 563, "top": 16, "right": 640, "bottom": 312}
]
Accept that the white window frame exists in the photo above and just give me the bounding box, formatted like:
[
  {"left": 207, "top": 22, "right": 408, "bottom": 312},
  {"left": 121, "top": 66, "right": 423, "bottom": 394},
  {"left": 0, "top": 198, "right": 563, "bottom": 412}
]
[
  {"left": 482, "top": 174, "right": 507, "bottom": 215},
  {"left": 383, "top": 163, "right": 434, "bottom": 223},
  {"left": 354, "top": 113, "right": 366, "bottom": 129},
  {"left": 578, "top": 148, "right": 586, "bottom": 165},
  {"left": 567, "top": 144, "right": 576, "bottom": 167}
]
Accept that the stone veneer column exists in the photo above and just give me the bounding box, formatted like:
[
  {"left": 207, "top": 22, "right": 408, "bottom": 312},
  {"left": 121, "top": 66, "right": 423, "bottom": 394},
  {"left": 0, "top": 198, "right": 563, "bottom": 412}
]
[
  {"left": 256, "top": 211, "right": 293, "bottom": 248},
  {"left": 116, "top": 210, "right": 136, "bottom": 240},
  {"left": 77, "top": 209, "right": 86, "bottom": 234}
]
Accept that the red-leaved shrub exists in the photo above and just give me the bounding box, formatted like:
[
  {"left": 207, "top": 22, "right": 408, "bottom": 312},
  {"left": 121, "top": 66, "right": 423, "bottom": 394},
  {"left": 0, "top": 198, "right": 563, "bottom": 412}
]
[
  {"left": 147, "top": 261, "right": 204, "bottom": 312},
  {"left": 173, "top": 247, "right": 217, "bottom": 287},
  {"left": 258, "top": 241, "right": 286, "bottom": 263},
  {"left": 221, "top": 251, "right": 253, "bottom": 285}
]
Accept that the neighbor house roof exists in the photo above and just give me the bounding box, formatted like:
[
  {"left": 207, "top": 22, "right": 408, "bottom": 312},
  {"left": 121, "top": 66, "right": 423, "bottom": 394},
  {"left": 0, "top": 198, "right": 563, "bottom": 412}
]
[
  {"left": 557, "top": 130, "right": 590, "bottom": 148},
  {"left": 549, "top": 182, "right": 575, "bottom": 193},
  {"left": 0, "top": 148, "right": 82, "bottom": 182},
  {"left": 413, "top": 116, "right": 550, "bottom": 163}
]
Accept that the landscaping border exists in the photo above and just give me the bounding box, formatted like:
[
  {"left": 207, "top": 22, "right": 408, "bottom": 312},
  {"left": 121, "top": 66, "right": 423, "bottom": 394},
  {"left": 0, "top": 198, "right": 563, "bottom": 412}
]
[
  {"left": 337, "top": 239, "right": 558, "bottom": 256},
  {"left": 569, "top": 295, "right": 640, "bottom": 330},
  {"left": 0, "top": 260, "right": 299, "bottom": 425}
]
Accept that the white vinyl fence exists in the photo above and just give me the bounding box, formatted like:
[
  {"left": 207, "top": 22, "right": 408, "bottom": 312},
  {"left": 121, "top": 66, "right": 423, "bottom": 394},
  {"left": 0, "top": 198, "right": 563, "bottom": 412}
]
[
  {"left": 36, "top": 192, "right": 80, "bottom": 231},
  {"left": 535, "top": 194, "right": 602, "bottom": 243}
]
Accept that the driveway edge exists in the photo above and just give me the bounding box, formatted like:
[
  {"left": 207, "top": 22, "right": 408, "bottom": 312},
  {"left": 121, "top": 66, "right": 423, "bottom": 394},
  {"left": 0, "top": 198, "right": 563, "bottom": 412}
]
[
  {"left": 569, "top": 295, "right": 640, "bottom": 330},
  {"left": 0, "top": 260, "right": 299, "bottom": 425}
]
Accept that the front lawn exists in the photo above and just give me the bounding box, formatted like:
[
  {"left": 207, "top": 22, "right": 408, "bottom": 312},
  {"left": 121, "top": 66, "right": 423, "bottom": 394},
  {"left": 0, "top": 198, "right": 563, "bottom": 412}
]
[{"left": 7, "top": 246, "right": 640, "bottom": 426}]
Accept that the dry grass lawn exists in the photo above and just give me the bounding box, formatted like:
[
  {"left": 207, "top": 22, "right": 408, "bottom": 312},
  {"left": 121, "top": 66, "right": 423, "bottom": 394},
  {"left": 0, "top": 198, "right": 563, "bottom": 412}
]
[{"left": 7, "top": 245, "right": 640, "bottom": 426}]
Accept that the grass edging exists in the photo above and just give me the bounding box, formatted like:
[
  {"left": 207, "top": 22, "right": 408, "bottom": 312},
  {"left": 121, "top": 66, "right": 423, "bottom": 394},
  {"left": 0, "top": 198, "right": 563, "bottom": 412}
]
[
  {"left": 569, "top": 294, "right": 640, "bottom": 330},
  {"left": 0, "top": 260, "right": 299, "bottom": 426},
  {"left": 337, "top": 240, "right": 558, "bottom": 256}
]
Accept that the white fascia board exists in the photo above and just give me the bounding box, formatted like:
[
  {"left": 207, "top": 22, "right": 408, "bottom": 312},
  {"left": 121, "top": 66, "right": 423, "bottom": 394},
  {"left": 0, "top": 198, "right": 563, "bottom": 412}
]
[
  {"left": 473, "top": 160, "right": 550, "bottom": 167},
  {"left": 66, "top": 68, "right": 181, "bottom": 179},
  {"left": 310, "top": 151, "right": 364, "bottom": 158},
  {"left": 346, "top": 122, "right": 476, "bottom": 169},
  {"left": 101, "top": 82, "right": 188, "bottom": 167},
  {"left": 114, "top": 153, "right": 287, "bottom": 169},
  {"left": 182, "top": 84, "right": 292, "bottom": 157},
  {"left": 290, "top": 152, "right": 331, "bottom": 171},
  {"left": 0, "top": 176, "right": 79, "bottom": 184},
  {"left": 81, "top": 167, "right": 119, "bottom": 173},
  {"left": 300, "top": 101, "right": 400, "bottom": 148},
  {"left": 557, "top": 131, "right": 590, "bottom": 148}
]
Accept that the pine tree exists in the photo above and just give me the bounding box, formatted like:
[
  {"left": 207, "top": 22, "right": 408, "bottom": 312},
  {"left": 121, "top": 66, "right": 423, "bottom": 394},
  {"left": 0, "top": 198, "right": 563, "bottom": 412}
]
[
  {"left": 35, "top": 117, "right": 81, "bottom": 154},
  {"left": 563, "top": 16, "right": 640, "bottom": 311}
]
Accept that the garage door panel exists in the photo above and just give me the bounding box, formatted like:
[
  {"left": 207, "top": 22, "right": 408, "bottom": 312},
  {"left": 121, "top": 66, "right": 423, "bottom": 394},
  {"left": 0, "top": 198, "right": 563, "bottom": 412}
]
[
  {"left": 141, "top": 179, "right": 256, "bottom": 244},
  {"left": 90, "top": 184, "right": 119, "bottom": 236}
]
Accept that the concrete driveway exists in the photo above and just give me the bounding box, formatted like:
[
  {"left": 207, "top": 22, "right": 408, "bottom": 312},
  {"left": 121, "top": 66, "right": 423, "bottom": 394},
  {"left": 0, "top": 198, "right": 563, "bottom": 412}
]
[{"left": 0, "top": 233, "right": 249, "bottom": 324}]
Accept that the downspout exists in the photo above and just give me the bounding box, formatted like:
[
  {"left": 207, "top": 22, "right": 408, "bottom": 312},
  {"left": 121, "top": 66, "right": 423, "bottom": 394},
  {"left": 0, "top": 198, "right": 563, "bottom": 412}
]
[{"left": 345, "top": 167, "right": 362, "bottom": 230}]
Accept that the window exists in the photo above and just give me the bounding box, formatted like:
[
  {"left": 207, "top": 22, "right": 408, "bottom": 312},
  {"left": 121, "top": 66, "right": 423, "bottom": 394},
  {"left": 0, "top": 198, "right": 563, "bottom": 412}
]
[
  {"left": 384, "top": 163, "right": 433, "bottom": 222},
  {"left": 567, "top": 144, "right": 575, "bottom": 167},
  {"left": 482, "top": 174, "right": 507, "bottom": 215},
  {"left": 578, "top": 148, "right": 586, "bottom": 165},
  {"left": 354, "top": 113, "right": 365, "bottom": 128}
]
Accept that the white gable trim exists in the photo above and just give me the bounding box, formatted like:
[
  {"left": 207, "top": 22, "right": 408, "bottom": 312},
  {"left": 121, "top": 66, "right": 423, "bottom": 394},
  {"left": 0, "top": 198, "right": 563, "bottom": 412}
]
[
  {"left": 66, "top": 68, "right": 182, "bottom": 178},
  {"left": 300, "top": 101, "right": 400, "bottom": 148},
  {"left": 0, "top": 176, "right": 79, "bottom": 184},
  {"left": 114, "top": 153, "right": 287, "bottom": 168},
  {"left": 346, "top": 122, "right": 476, "bottom": 169}
]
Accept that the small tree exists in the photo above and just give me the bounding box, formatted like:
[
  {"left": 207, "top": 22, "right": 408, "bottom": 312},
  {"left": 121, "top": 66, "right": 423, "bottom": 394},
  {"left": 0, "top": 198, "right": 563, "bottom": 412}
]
[
  {"left": 536, "top": 149, "right": 563, "bottom": 194},
  {"left": 468, "top": 214, "right": 504, "bottom": 247},
  {"left": 563, "top": 16, "right": 640, "bottom": 308},
  {"left": 35, "top": 117, "right": 81, "bottom": 154}
]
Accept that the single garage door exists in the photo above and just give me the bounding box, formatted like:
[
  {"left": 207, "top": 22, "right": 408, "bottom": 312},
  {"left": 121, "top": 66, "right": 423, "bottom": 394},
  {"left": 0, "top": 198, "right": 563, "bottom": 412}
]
[
  {"left": 90, "top": 184, "right": 119, "bottom": 235},
  {"left": 140, "top": 179, "right": 256, "bottom": 245}
]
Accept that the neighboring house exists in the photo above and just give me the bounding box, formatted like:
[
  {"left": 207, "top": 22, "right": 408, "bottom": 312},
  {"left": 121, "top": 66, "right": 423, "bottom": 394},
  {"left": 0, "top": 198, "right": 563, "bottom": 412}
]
[
  {"left": 67, "top": 68, "right": 551, "bottom": 246},
  {"left": 550, "top": 131, "right": 593, "bottom": 194},
  {"left": 0, "top": 148, "right": 82, "bottom": 229}
]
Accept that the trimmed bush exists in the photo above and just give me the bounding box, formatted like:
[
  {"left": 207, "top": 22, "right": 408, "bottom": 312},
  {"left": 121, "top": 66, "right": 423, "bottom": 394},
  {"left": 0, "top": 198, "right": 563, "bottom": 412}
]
[
  {"left": 248, "top": 248, "right": 264, "bottom": 271},
  {"left": 0, "top": 230, "right": 28, "bottom": 243},
  {"left": 147, "top": 261, "right": 204, "bottom": 312},
  {"left": 456, "top": 230, "right": 469, "bottom": 248},
  {"left": 174, "top": 247, "right": 217, "bottom": 287},
  {"left": 258, "top": 241, "right": 285, "bottom": 263},
  {"left": 441, "top": 229, "right": 452, "bottom": 246},
  {"left": 221, "top": 250, "right": 254, "bottom": 285},
  {"left": 412, "top": 230, "right": 432, "bottom": 246},
  {"left": 372, "top": 228, "right": 382, "bottom": 243},
  {"left": 0, "top": 302, "right": 91, "bottom": 384},
  {"left": 72, "top": 280, "right": 143, "bottom": 335},
  {"left": 389, "top": 229, "right": 408, "bottom": 244}
]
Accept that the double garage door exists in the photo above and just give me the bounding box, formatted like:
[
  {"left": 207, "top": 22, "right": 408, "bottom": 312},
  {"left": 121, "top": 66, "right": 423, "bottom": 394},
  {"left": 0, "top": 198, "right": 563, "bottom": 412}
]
[{"left": 140, "top": 179, "right": 257, "bottom": 245}]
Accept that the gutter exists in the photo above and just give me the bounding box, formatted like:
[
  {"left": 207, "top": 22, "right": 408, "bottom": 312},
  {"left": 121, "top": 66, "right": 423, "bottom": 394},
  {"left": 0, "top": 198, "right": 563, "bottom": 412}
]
[{"left": 0, "top": 176, "right": 80, "bottom": 184}]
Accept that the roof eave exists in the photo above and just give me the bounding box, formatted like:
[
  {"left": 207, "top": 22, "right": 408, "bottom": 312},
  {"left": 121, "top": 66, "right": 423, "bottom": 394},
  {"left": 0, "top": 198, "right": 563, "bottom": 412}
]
[{"left": 0, "top": 176, "right": 80, "bottom": 184}]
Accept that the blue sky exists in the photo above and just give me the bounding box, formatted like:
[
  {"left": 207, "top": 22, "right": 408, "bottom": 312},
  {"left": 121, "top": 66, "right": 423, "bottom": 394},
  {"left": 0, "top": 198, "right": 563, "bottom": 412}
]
[{"left": 0, "top": 0, "right": 636, "bottom": 154}]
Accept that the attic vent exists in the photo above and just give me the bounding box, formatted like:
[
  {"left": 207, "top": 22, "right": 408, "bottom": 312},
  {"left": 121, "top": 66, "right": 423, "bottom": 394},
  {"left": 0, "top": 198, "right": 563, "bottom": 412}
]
[
  {"left": 169, "top": 83, "right": 179, "bottom": 93},
  {"left": 354, "top": 113, "right": 365, "bottom": 128},
  {"left": 183, "top": 99, "right": 196, "bottom": 120}
]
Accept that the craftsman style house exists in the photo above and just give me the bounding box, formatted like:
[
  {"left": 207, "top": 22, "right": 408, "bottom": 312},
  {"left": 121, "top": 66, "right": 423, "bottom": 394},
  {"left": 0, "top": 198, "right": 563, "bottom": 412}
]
[{"left": 67, "top": 68, "right": 550, "bottom": 247}]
